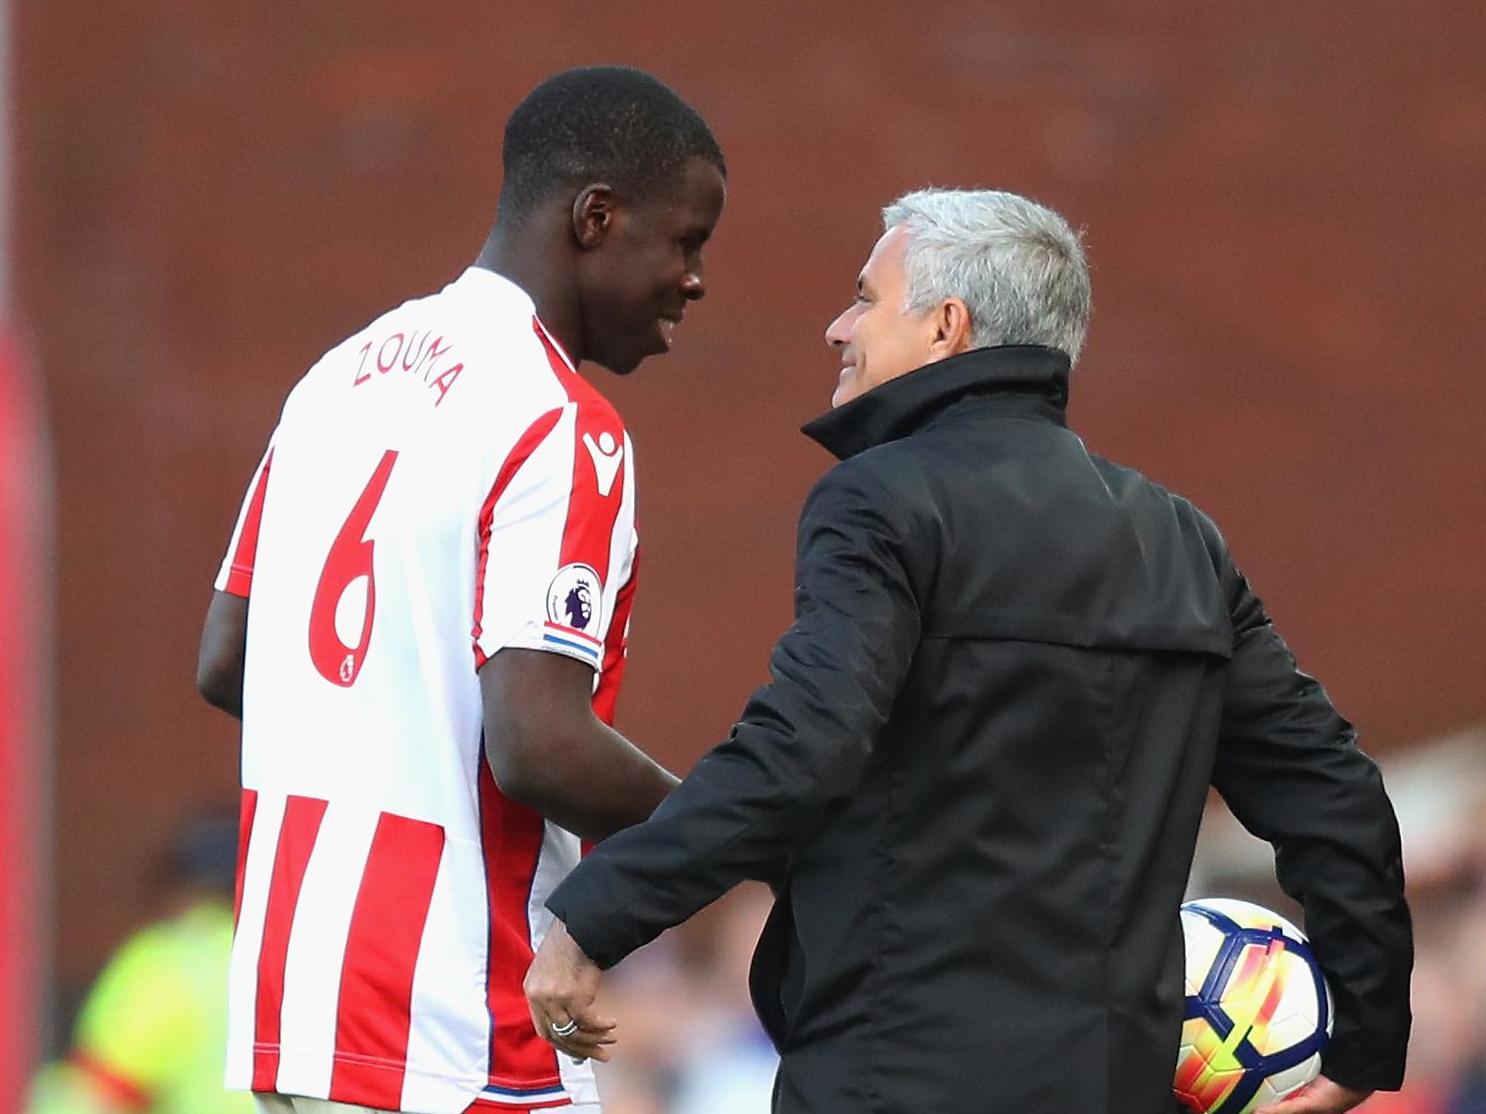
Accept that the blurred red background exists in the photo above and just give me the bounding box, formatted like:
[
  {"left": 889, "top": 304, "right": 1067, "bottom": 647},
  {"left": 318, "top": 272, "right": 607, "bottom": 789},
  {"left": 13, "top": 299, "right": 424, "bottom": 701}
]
[{"left": 12, "top": 1, "right": 1485, "bottom": 1013}]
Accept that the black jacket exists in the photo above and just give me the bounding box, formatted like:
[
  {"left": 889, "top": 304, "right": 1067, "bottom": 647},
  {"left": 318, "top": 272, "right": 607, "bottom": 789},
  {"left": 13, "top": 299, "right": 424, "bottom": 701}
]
[{"left": 547, "top": 346, "right": 1411, "bottom": 1113}]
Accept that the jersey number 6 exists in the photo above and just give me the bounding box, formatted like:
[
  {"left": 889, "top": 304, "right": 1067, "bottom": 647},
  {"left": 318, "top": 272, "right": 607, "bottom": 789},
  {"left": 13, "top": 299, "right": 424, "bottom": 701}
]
[{"left": 308, "top": 450, "right": 399, "bottom": 687}]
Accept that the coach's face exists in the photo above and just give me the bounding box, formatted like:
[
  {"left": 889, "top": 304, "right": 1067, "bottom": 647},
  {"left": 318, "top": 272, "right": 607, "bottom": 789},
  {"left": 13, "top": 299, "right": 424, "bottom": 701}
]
[
  {"left": 825, "top": 227, "right": 939, "bottom": 408},
  {"left": 826, "top": 226, "right": 976, "bottom": 409},
  {"left": 577, "top": 157, "right": 726, "bottom": 375}
]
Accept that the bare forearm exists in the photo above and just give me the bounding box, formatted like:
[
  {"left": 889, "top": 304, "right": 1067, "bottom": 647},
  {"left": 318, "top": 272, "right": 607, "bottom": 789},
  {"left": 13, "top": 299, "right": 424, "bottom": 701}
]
[
  {"left": 481, "top": 648, "right": 679, "bottom": 842},
  {"left": 493, "top": 719, "right": 678, "bottom": 842}
]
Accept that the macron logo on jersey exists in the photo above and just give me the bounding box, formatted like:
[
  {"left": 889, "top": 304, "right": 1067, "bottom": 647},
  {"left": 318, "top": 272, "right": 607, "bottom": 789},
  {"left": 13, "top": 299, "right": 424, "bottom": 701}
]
[{"left": 582, "top": 431, "right": 623, "bottom": 497}]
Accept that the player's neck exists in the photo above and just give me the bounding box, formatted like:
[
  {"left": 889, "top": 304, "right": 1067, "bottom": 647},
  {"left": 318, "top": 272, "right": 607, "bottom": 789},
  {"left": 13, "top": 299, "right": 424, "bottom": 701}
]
[{"left": 476, "top": 227, "right": 585, "bottom": 367}]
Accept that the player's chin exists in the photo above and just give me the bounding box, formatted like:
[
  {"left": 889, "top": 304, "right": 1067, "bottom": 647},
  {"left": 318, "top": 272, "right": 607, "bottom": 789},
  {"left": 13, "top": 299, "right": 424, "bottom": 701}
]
[
  {"left": 598, "top": 333, "right": 668, "bottom": 376},
  {"left": 624, "top": 340, "right": 672, "bottom": 374},
  {"left": 642, "top": 322, "right": 674, "bottom": 362},
  {"left": 593, "top": 351, "right": 640, "bottom": 376}
]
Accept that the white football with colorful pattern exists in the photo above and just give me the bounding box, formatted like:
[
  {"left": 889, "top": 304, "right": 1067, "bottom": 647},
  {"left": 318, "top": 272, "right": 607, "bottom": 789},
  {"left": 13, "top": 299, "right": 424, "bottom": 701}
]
[{"left": 1175, "top": 898, "right": 1333, "bottom": 1114}]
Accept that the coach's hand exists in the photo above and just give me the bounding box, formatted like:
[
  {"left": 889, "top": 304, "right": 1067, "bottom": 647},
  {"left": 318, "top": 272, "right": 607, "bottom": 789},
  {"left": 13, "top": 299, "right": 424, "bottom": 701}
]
[
  {"left": 1253, "top": 1076, "right": 1371, "bottom": 1114},
  {"left": 525, "top": 917, "right": 616, "bottom": 1063}
]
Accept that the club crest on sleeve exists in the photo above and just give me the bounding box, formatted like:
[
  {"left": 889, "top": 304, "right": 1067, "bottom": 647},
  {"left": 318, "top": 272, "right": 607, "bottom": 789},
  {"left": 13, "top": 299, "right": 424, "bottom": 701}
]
[{"left": 546, "top": 563, "right": 602, "bottom": 634}]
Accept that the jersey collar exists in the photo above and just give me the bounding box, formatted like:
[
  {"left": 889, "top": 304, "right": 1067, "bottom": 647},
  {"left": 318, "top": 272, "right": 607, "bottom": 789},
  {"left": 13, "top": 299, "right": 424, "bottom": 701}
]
[{"left": 458, "top": 266, "right": 577, "bottom": 371}]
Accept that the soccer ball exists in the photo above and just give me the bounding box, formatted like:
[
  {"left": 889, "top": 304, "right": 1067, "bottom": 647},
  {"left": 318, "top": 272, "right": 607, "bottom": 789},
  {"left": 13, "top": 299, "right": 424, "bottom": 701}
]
[{"left": 1174, "top": 898, "right": 1333, "bottom": 1114}]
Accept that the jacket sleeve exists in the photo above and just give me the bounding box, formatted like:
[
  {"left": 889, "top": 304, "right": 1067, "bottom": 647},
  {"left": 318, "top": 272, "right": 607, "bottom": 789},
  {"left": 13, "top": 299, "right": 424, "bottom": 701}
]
[
  {"left": 1209, "top": 551, "right": 1412, "bottom": 1092},
  {"left": 545, "top": 461, "right": 923, "bottom": 969}
]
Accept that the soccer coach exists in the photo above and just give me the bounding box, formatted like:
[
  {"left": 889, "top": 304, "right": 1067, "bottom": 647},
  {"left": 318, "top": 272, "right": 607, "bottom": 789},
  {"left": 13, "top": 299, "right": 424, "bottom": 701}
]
[{"left": 525, "top": 189, "right": 1413, "bottom": 1114}]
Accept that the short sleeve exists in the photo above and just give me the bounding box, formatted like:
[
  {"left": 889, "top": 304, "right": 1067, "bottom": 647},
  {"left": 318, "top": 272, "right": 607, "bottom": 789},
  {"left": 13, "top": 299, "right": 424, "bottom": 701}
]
[
  {"left": 472, "top": 402, "right": 635, "bottom": 673},
  {"left": 213, "top": 438, "right": 276, "bottom": 598}
]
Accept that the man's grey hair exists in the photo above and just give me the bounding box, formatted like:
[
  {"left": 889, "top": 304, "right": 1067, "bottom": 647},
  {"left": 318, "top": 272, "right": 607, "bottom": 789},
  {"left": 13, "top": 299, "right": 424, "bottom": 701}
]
[{"left": 882, "top": 188, "right": 1092, "bottom": 363}]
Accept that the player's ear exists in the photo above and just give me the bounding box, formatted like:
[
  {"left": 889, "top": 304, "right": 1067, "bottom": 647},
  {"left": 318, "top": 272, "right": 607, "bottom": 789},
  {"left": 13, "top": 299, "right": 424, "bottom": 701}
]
[{"left": 572, "top": 185, "right": 616, "bottom": 250}]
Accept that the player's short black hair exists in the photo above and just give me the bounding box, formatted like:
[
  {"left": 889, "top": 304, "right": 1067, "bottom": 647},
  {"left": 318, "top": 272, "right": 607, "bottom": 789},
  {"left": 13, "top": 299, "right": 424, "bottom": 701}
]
[{"left": 500, "top": 66, "right": 725, "bottom": 216}]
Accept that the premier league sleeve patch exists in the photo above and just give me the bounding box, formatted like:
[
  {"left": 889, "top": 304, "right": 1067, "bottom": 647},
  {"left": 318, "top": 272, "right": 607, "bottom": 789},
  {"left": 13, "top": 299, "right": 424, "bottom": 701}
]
[{"left": 542, "top": 563, "right": 604, "bottom": 664}]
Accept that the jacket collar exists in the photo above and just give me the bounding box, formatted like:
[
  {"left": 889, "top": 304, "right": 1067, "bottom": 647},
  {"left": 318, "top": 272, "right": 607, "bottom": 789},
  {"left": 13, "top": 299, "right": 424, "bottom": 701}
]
[{"left": 802, "top": 345, "right": 1071, "bottom": 461}]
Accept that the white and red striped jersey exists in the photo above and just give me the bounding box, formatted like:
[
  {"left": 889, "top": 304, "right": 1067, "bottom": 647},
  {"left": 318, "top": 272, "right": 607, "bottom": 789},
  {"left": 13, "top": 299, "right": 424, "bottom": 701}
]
[{"left": 213, "top": 267, "right": 639, "bottom": 1114}]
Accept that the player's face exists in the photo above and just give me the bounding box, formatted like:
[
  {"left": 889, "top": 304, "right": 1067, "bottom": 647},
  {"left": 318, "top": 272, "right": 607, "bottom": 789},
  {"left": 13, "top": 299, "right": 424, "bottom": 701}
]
[
  {"left": 824, "top": 226, "right": 939, "bottom": 408},
  {"left": 581, "top": 157, "right": 726, "bottom": 375}
]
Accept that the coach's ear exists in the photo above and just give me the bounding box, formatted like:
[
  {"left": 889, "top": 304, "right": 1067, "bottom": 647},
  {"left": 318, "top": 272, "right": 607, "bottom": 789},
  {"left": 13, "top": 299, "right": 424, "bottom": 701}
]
[
  {"left": 572, "top": 185, "right": 617, "bottom": 250},
  {"left": 926, "top": 298, "right": 974, "bottom": 362}
]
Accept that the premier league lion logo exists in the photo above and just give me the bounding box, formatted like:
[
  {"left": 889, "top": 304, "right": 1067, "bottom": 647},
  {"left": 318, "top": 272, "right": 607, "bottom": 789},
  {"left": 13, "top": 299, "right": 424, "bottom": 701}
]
[
  {"left": 547, "top": 563, "right": 603, "bottom": 634},
  {"left": 564, "top": 583, "right": 593, "bottom": 630}
]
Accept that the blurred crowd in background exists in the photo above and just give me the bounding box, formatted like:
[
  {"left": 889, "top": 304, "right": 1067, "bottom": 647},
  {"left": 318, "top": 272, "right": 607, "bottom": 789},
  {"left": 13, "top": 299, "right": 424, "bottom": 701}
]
[{"left": 24, "top": 727, "right": 1486, "bottom": 1113}]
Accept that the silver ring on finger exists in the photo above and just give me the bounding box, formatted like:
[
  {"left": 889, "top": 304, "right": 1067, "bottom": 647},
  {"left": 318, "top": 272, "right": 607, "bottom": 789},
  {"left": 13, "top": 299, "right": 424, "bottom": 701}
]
[{"left": 551, "top": 1018, "right": 580, "bottom": 1037}]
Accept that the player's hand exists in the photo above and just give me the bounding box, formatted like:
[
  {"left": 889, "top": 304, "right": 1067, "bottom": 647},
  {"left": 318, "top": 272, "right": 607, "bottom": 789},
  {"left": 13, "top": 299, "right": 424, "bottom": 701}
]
[
  {"left": 524, "top": 916, "right": 617, "bottom": 1063},
  {"left": 1253, "top": 1076, "right": 1371, "bottom": 1114}
]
